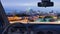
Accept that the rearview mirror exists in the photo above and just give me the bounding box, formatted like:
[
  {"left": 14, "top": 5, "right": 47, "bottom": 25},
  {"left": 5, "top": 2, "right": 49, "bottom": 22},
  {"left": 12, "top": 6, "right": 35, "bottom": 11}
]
[
  {"left": 38, "top": 2, "right": 54, "bottom": 7},
  {"left": 38, "top": 0, "right": 54, "bottom": 7}
]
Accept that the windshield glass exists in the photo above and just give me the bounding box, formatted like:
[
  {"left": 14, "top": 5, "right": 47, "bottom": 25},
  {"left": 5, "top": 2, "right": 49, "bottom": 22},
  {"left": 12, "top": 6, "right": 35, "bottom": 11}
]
[{"left": 1, "top": 0, "right": 60, "bottom": 24}]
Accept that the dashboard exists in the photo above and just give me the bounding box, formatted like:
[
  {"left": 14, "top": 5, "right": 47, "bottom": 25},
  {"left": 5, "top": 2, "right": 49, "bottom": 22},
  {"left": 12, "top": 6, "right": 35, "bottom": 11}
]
[{"left": 2, "top": 23, "right": 60, "bottom": 34}]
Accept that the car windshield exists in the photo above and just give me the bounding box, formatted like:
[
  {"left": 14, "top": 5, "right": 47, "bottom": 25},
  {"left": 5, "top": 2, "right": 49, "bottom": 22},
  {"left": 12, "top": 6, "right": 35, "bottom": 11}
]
[{"left": 1, "top": 0, "right": 60, "bottom": 24}]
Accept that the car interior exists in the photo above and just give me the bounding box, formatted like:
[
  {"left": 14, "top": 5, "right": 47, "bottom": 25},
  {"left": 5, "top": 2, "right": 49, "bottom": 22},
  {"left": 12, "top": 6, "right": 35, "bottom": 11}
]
[{"left": 0, "top": 0, "right": 60, "bottom": 34}]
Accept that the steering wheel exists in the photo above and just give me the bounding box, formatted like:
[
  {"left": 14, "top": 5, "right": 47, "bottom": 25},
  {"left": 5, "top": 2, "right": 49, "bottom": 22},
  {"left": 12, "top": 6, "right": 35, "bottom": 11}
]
[{"left": 2, "top": 23, "right": 27, "bottom": 34}]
